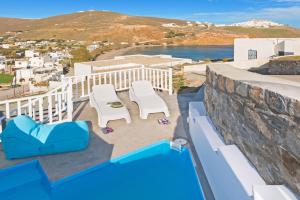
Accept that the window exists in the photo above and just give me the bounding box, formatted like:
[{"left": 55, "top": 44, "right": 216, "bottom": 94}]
[{"left": 248, "top": 49, "right": 257, "bottom": 60}]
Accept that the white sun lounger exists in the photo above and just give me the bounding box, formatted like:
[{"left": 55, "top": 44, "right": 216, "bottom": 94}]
[
  {"left": 90, "top": 84, "right": 131, "bottom": 127},
  {"left": 129, "top": 80, "right": 170, "bottom": 119}
]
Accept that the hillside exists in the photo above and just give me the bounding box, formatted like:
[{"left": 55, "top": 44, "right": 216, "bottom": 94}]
[{"left": 0, "top": 11, "right": 300, "bottom": 45}]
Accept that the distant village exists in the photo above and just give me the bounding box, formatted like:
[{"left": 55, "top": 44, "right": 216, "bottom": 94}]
[
  {"left": 0, "top": 37, "right": 74, "bottom": 96},
  {"left": 0, "top": 33, "right": 123, "bottom": 98}
]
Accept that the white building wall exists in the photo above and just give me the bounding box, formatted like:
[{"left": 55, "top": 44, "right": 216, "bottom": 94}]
[
  {"left": 29, "top": 57, "right": 44, "bottom": 67},
  {"left": 15, "top": 60, "right": 29, "bottom": 69},
  {"left": 16, "top": 69, "right": 34, "bottom": 84},
  {"left": 0, "top": 56, "right": 6, "bottom": 70},
  {"left": 234, "top": 39, "right": 276, "bottom": 62},
  {"left": 44, "top": 62, "right": 55, "bottom": 68},
  {"left": 1, "top": 44, "right": 10, "bottom": 49},
  {"left": 74, "top": 63, "right": 92, "bottom": 76},
  {"left": 274, "top": 41, "right": 285, "bottom": 55},
  {"left": 234, "top": 38, "right": 300, "bottom": 62},
  {"left": 284, "top": 39, "right": 300, "bottom": 55},
  {"left": 25, "top": 50, "right": 39, "bottom": 58}
]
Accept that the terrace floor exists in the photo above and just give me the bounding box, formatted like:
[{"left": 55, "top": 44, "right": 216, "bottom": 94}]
[{"left": 0, "top": 87, "right": 214, "bottom": 199}]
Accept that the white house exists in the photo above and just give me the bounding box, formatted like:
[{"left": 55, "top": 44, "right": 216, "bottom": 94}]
[
  {"left": 234, "top": 38, "right": 300, "bottom": 62},
  {"left": 25, "top": 50, "right": 39, "bottom": 58},
  {"left": 186, "top": 21, "right": 193, "bottom": 27},
  {"left": 46, "top": 51, "right": 71, "bottom": 63},
  {"left": 1, "top": 44, "right": 11, "bottom": 49},
  {"left": 44, "top": 62, "right": 56, "bottom": 68},
  {"left": 26, "top": 41, "right": 37, "bottom": 45},
  {"left": 29, "top": 57, "right": 44, "bottom": 67},
  {"left": 48, "top": 52, "right": 59, "bottom": 59},
  {"left": 15, "top": 68, "right": 34, "bottom": 84},
  {"left": 14, "top": 60, "right": 29, "bottom": 69},
  {"left": 39, "top": 40, "right": 49, "bottom": 46},
  {"left": 87, "top": 44, "right": 99, "bottom": 52},
  {"left": 0, "top": 56, "right": 6, "bottom": 70},
  {"left": 15, "top": 41, "right": 30, "bottom": 49},
  {"left": 162, "top": 23, "right": 179, "bottom": 28},
  {"left": 195, "top": 22, "right": 213, "bottom": 28}
]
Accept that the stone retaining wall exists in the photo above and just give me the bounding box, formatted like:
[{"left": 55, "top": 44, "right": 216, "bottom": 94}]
[
  {"left": 250, "top": 60, "right": 300, "bottom": 75},
  {"left": 204, "top": 64, "right": 300, "bottom": 194}
]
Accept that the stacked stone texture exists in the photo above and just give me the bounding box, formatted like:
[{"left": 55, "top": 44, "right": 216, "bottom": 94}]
[
  {"left": 205, "top": 66, "right": 300, "bottom": 194},
  {"left": 250, "top": 60, "right": 300, "bottom": 75}
]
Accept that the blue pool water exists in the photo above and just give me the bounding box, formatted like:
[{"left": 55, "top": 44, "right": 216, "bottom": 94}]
[
  {"left": 124, "top": 46, "right": 234, "bottom": 61},
  {"left": 0, "top": 141, "right": 205, "bottom": 200}
]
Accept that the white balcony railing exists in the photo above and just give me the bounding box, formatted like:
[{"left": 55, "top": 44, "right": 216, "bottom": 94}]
[
  {"left": 62, "top": 66, "right": 173, "bottom": 100},
  {"left": 0, "top": 81, "right": 73, "bottom": 131},
  {"left": 0, "top": 65, "right": 172, "bottom": 131}
]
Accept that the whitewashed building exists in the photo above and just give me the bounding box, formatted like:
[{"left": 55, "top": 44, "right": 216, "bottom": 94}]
[
  {"left": 162, "top": 23, "right": 179, "bottom": 28},
  {"left": 234, "top": 38, "right": 300, "bottom": 62},
  {"left": 186, "top": 21, "right": 193, "bottom": 27},
  {"left": 25, "top": 50, "right": 39, "bottom": 58},
  {"left": 15, "top": 41, "right": 28, "bottom": 48},
  {"left": 44, "top": 62, "right": 55, "bottom": 68},
  {"left": 26, "top": 41, "right": 37, "bottom": 45},
  {"left": 0, "top": 56, "right": 6, "bottom": 70},
  {"left": 87, "top": 44, "right": 100, "bottom": 52},
  {"left": 29, "top": 57, "right": 44, "bottom": 67},
  {"left": 15, "top": 68, "right": 34, "bottom": 84},
  {"left": 1, "top": 44, "right": 11, "bottom": 49},
  {"left": 14, "top": 60, "right": 29, "bottom": 69}
]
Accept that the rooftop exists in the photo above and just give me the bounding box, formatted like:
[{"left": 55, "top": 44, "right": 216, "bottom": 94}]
[{"left": 80, "top": 54, "right": 192, "bottom": 69}]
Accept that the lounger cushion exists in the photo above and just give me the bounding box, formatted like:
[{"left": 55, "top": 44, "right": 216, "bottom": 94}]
[
  {"left": 130, "top": 81, "right": 170, "bottom": 119},
  {"left": 90, "top": 84, "right": 131, "bottom": 127},
  {"left": 132, "top": 81, "right": 156, "bottom": 96},
  {"left": 7, "top": 115, "right": 38, "bottom": 136},
  {"left": 1, "top": 116, "right": 89, "bottom": 159},
  {"left": 137, "top": 95, "right": 168, "bottom": 112},
  {"left": 92, "top": 85, "right": 118, "bottom": 102}
]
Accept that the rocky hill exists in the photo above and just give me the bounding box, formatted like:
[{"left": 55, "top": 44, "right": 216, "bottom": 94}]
[{"left": 0, "top": 11, "right": 299, "bottom": 45}]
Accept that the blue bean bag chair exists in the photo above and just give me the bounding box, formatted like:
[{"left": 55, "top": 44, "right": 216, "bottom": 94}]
[{"left": 0, "top": 115, "right": 89, "bottom": 159}]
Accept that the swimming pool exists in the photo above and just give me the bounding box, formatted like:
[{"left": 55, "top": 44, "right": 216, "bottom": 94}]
[{"left": 0, "top": 140, "right": 205, "bottom": 200}]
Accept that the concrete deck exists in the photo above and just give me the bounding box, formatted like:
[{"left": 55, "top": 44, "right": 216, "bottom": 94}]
[{"left": 0, "top": 89, "right": 214, "bottom": 199}]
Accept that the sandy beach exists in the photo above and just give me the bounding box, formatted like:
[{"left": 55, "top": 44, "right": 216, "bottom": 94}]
[
  {"left": 96, "top": 46, "right": 137, "bottom": 60},
  {"left": 96, "top": 45, "right": 165, "bottom": 60}
]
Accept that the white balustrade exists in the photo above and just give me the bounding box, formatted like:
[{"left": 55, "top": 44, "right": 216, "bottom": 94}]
[
  {"left": 0, "top": 84, "right": 73, "bottom": 132},
  {"left": 63, "top": 66, "right": 173, "bottom": 100},
  {"left": 0, "top": 66, "right": 173, "bottom": 132}
]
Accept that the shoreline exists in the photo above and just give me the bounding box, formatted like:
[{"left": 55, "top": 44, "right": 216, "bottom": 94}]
[
  {"left": 96, "top": 46, "right": 137, "bottom": 60},
  {"left": 96, "top": 44, "right": 234, "bottom": 61}
]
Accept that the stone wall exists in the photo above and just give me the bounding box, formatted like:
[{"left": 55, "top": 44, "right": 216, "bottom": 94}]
[
  {"left": 249, "top": 60, "right": 300, "bottom": 75},
  {"left": 204, "top": 64, "right": 300, "bottom": 195}
]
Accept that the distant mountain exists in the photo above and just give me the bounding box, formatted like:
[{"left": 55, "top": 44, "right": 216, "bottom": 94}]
[
  {"left": 229, "top": 19, "right": 284, "bottom": 28},
  {"left": 0, "top": 11, "right": 299, "bottom": 45}
]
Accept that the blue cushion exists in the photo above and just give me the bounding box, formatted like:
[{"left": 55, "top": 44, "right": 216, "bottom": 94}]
[
  {"left": 1, "top": 116, "right": 90, "bottom": 159},
  {"left": 5, "top": 115, "right": 38, "bottom": 136}
]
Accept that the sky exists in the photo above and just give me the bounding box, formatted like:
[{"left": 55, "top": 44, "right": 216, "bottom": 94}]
[{"left": 0, "top": 0, "right": 300, "bottom": 27}]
